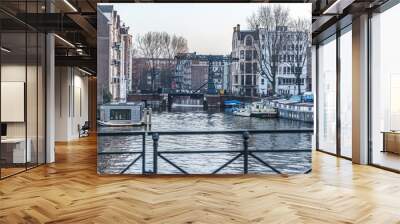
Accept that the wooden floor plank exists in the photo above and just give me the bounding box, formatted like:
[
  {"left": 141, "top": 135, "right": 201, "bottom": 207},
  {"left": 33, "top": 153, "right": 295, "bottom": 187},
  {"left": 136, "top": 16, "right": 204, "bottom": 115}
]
[{"left": 0, "top": 136, "right": 400, "bottom": 223}]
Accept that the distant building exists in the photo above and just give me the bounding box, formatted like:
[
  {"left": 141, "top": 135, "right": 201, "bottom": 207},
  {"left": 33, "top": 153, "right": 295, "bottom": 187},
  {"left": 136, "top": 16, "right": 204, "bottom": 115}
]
[
  {"left": 223, "top": 62, "right": 231, "bottom": 94},
  {"left": 132, "top": 58, "right": 175, "bottom": 93},
  {"left": 174, "top": 53, "right": 195, "bottom": 91},
  {"left": 120, "top": 25, "right": 133, "bottom": 96},
  {"left": 258, "top": 26, "right": 310, "bottom": 96},
  {"left": 174, "top": 53, "right": 231, "bottom": 94},
  {"left": 209, "top": 60, "right": 226, "bottom": 94},
  {"left": 97, "top": 5, "right": 132, "bottom": 103},
  {"left": 231, "top": 24, "right": 260, "bottom": 96},
  {"left": 230, "top": 24, "right": 311, "bottom": 97},
  {"left": 191, "top": 59, "right": 208, "bottom": 93}
]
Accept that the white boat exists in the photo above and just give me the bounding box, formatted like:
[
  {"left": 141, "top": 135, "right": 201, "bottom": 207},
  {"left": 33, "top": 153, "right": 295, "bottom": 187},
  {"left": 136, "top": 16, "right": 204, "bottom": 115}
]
[
  {"left": 233, "top": 102, "right": 277, "bottom": 118},
  {"left": 171, "top": 103, "right": 203, "bottom": 108},
  {"left": 233, "top": 106, "right": 251, "bottom": 117},
  {"left": 250, "top": 102, "right": 278, "bottom": 118}
]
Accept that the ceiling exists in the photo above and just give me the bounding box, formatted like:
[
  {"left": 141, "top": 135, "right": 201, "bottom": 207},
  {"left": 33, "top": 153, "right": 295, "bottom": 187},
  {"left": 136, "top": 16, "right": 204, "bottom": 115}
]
[{"left": 0, "top": 0, "right": 394, "bottom": 75}]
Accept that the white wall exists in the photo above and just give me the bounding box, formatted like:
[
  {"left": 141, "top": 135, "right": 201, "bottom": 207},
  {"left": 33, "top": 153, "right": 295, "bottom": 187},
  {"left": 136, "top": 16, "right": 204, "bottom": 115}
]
[{"left": 55, "top": 67, "right": 89, "bottom": 141}]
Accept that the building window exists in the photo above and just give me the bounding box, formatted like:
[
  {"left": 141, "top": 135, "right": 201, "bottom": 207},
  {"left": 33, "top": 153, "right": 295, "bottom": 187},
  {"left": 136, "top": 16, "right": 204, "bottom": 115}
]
[
  {"left": 234, "top": 75, "right": 239, "bottom": 84},
  {"left": 253, "top": 63, "right": 258, "bottom": 73},
  {"left": 261, "top": 78, "right": 265, "bottom": 85},
  {"left": 240, "top": 50, "right": 244, "bottom": 59},
  {"left": 245, "top": 36, "right": 253, "bottom": 46},
  {"left": 110, "top": 109, "right": 131, "bottom": 120},
  {"left": 245, "top": 75, "right": 252, "bottom": 85},
  {"left": 253, "top": 50, "right": 258, "bottom": 59},
  {"left": 245, "top": 50, "right": 252, "bottom": 61},
  {"left": 245, "top": 63, "right": 252, "bottom": 74},
  {"left": 240, "top": 63, "right": 244, "bottom": 73}
]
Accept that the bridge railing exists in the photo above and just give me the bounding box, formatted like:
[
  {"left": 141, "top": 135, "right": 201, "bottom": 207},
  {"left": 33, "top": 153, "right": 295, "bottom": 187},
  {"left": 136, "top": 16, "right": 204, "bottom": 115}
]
[{"left": 97, "top": 129, "right": 314, "bottom": 175}]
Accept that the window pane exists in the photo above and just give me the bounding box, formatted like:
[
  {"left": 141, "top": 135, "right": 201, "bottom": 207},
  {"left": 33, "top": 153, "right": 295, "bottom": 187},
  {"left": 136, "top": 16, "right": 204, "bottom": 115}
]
[
  {"left": 371, "top": 4, "right": 400, "bottom": 170},
  {"left": 318, "top": 36, "right": 337, "bottom": 154},
  {"left": 1, "top": 31, "right": 27, "bottom": 177},
  {"left": 27, "top": 31, "right": 38, "bottom": 168},
  {"left": 340, "top": 29, "right": 352, "bottom": 158}
]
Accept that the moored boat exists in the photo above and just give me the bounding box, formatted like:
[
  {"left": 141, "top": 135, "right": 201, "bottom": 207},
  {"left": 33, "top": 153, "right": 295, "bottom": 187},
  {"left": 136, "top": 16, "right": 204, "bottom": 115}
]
[
  {"left": 98, "top": 102, "right": 146, "bottom": 127},
  {"left": 233, "top": 106, "right": 251, "bottom": 117},
  {"left": 250, "top": 102, "right": 278, "bottom": 118},
  {"left": 232, "top": 102, "right": 277, "bottom": 118},
  {"left": 224, "top": 100, "right": 242, "bottom": 113}
]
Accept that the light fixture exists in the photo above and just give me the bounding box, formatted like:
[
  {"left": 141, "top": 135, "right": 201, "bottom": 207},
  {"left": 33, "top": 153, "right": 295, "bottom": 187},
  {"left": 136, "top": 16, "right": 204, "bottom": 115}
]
[
  {"left": 63, "top": 0, "right": 78, "bottom": 12},
  {"left": 54, "top": 34, "right": 75, "bottom": 48},
  {"left": 78, "top": 67, "right": 92, "bottom": 76},
  {"left": 1, "top": 47, "right": 11, "bottom": 53}
]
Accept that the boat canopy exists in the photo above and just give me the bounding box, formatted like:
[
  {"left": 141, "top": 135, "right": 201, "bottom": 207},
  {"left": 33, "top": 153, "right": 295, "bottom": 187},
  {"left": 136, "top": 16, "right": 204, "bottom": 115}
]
[{"left": 224, "top": 100, "right": 242, "bottom": 106}]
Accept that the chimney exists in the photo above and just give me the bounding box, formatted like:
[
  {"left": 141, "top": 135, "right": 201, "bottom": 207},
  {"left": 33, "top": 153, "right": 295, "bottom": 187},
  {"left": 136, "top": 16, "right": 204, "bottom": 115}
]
[{"left": 236, "top": 24, "right": 240, "bottom": 39}]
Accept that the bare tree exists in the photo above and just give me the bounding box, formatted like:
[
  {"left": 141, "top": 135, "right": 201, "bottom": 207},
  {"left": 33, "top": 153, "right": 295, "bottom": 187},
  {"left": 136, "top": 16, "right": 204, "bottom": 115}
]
[
  {"left": 136, "top": 31, "right": 188, "bottom": 92},
  {"left": 161, "top": 33, "right": 188, "bottom": 59},
  {"left": 287, "top": 18, "right": 311, "bottom": 95},
  {"left": 247, "top": 5, "right": 290, "bottom": 95},
  {"left": 161, "top": 33, "right": 188, "bottom": 90},
  {"left": 137, "top": 32, "right": 164, "bottom": 91}
]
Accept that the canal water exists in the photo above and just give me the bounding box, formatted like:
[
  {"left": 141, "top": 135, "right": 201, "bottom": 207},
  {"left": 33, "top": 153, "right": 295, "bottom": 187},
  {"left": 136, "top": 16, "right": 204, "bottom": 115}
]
[{"left": 98, "top": 107, "right": 313, "bottom": 174}]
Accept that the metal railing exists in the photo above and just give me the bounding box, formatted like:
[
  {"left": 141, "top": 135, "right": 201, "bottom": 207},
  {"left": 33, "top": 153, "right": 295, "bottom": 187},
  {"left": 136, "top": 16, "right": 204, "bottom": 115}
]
[{"left": 98, "top": 129, "right": 313, "bottom": 175}]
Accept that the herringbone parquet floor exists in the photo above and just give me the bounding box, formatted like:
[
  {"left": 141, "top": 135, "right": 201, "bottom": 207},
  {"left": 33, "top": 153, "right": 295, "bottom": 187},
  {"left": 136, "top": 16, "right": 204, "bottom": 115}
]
[{"left": 1, "top": 136, "right": 400, "bottom": 224}]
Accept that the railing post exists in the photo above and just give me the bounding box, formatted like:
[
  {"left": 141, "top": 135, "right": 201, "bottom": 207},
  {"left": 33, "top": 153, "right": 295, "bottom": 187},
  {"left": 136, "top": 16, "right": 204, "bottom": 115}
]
[
  {"left": 243, "top": 131, "right": 250, "bottom": 174},
  {"left": 152, "top": 133, "right": 159, "bottom": 174},
  {"left": 142, "top": 133, "right": 146, "bottom": 174}
]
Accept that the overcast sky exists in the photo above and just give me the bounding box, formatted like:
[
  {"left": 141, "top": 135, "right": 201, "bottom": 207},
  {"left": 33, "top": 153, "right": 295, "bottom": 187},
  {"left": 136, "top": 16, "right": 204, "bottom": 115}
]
[{"left": 104, "top": 3, "right": 311, "bottom": 55}]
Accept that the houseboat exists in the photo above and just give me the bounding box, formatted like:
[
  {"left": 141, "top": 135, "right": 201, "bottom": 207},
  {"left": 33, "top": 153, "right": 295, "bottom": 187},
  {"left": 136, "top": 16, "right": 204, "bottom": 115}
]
[
  {"left": 266, "top": 97, "right": 314, "bottom": 123},
  {"left": 98, "top": 102, "right": 146, "bottom": 127},
  {"left": 250, "top": 102, "right": 278, "bottom": 118}
]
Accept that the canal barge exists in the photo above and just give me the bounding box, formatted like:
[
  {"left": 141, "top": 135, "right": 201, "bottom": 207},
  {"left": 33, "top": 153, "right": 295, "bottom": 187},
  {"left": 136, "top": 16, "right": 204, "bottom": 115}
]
[
  {"left": 267, "top": 99, "right": 314, "bottom": 123},
  {"left": 98, "top": 102, "right": 146, "bottom": 127}
]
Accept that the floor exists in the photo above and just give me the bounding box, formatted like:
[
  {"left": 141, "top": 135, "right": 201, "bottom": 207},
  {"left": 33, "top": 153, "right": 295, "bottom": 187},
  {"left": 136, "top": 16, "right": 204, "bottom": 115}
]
[
  {"left": 372, "top": 150, "right": 400, "bottom": 171},
  {"left": 0, "top": 167, "right": 26, "bottom": 178},
  {"left": 0, "top": 136, "right": 400, "bottom": 223}
]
